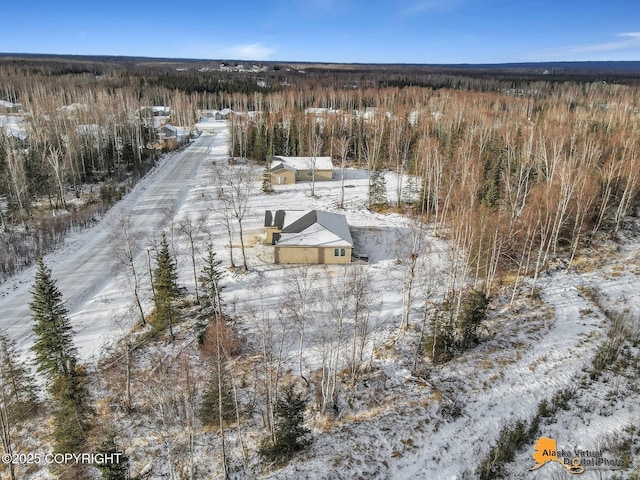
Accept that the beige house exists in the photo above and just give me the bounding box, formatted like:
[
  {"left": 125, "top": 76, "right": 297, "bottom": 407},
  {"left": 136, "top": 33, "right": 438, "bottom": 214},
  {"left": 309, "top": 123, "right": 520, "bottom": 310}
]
[
  {"left": 270, "top": 156, "right": 333, "bottom": 185},
  {"left": 269, "top": 162, "right": 296, "bottom": 185},
  {"left": 265, "top": 210, "right": 353, "bottom": 264}
]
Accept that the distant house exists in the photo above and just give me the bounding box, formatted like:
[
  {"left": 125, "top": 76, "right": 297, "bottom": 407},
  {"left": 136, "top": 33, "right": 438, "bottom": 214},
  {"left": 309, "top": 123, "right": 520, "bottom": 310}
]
[
  {"left": 269, "top": 156, "right": 333, "bottom": 185},
  {"left": 215, "top": 108, "right": 233, "bottom": 120},
  {"left": 161, "top": 124, "right": 190, "bottom": 139},
  {"left": 156, "top": 124, "right": 190, "bottom": 148},
  {"left": 265, "top": 210, "right": 353, "bottom": 264},
  {"left": 151, "top": 106, "right": 171, "bottom": 116},
  {"left": 141, "top": 106, "right": 171, "bottom": 128}
]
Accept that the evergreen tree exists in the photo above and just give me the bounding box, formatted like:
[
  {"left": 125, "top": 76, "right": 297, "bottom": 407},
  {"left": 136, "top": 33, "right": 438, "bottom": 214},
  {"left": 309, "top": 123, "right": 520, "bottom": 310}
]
[
  {"left": 96, "top": 433, "right": 130, "bottom": 480},
  {"left": 198, "top": 238, "right": 225, "bottom": 316},
  {"left": 458, "top": 289, "right": 489, "bottom": 349},
  {"left": 29, "top": 258, "right": 77, "bottom": 381},
  {"left": 369, "top": 170, "right": 387, "bottom": 207},
  {"left": 259, "top": 386, "right": 311, "bottom": 464},
  {"left": 51, "top": 369, "right": 91, "bottom": 451},
  {"left": 425, "top": 305, "right": 456, "bottom": 364},
  {"left": 262, "top": 158, "right": 274, "bottom": 194},
  {"left": 0, "top": 333, "right": 40, "bottom": 480},
  {"left": 198, "top": 367, "right": 235, "bottom": 429},
  {"left": 0, "top": 333, "right": 39, "bottom": 419},
  {"left": 50, "top": 368, "right": 92, "bottom": 479},
  {"left": 152, "top": 233, "right": 185, "bottom": 338},
  {"left": 29, "top": 259, "right": 92, "bottom": 479}
]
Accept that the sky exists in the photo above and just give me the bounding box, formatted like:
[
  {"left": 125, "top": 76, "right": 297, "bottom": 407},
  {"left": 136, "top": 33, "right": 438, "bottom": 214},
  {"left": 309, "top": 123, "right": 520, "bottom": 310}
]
[{"left": 1, "top": 0, "right": 640, "bottom": 64}]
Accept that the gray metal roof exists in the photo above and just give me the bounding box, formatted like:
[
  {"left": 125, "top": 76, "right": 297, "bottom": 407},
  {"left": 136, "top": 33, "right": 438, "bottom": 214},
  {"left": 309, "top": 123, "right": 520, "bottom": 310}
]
[{"left": 278, "top": 210, "right": 353, "bottom": 247}]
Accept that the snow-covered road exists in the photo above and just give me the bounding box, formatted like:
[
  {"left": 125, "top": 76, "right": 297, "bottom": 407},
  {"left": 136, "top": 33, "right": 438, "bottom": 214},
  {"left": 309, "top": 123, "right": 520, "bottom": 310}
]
[{"left": 0, "top": 121, "right": 229, "bottom": 360}]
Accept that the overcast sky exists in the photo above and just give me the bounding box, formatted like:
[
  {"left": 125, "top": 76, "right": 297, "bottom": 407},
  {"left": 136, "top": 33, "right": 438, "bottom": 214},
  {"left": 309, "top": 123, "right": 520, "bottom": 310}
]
[{"left": 2, "top": 0, "right": 640, "bottom": 63}]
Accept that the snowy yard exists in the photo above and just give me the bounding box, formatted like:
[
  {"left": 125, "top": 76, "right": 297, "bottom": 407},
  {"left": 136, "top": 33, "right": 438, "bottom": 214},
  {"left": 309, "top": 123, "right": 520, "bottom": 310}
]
[{"left": 3, "top": 121, "right": 639, "bottom": 479}]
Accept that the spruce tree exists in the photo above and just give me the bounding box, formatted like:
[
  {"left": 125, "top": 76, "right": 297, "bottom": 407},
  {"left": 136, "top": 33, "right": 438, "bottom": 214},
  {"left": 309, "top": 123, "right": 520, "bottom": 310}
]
[
  {"left": 0, "top": 333, "right": 40, "bottom": 480},
  {"left": 0, "top": 333, "right": 39, "bottom": 419},
  {"left": 262, "top": 152, "right": 274, "bottom": 193},
  {"left": 96, "top": 433, "right": 130, "bottom": 480},
  {"left": 50, "top": 368, "right": 92, "bottom": 479},
  {"left": 29, "top": 258, "right": 77, "bottom": 381},
  {"left": 369, "top": 170, "right": 387, "bottom": 208},
  {"left": 259, "top": 386, "right": 311, "bottom": 464},
  {"left": 198, "top": 238, "right": 225, "bottom": 316},
  {"left": 30, "top": 259, "right": 92, "bottom": 478},
  {"left": 262, "top": 165, "right": 274, "bottom": 193},
  {"left": 198, "top": 367, "right": 235, "bottom": 429},
  {"left": 51, "top": 369, "right": 91, "bottom": 452},
  {"left": 152, "top": 233, "right": 185, "bottom": 338},
  {"left": 458, "top": 289, "right": 489, "bottom": 349}
]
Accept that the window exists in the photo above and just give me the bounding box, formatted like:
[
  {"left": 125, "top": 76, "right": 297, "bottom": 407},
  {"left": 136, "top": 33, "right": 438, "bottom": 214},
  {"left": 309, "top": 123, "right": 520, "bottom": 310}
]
[
  {"left": 334, "top": 248, "right": 340, "bottom": 256},
  {"left": 296, "top": 171, "right": 300, "bottom": 178},
  {"left": 340, "top": 248, "right": 346, "bottom": 257},
  {"left": 307, "top": 170, "right": 313, "bottom": 177},
  {"left": 334, "top": 248, "right": 346, "bottom": 257}
]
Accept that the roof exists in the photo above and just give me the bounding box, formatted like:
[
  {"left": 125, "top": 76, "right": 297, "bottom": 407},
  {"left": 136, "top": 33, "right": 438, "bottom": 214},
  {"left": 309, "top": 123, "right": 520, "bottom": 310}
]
[
  {"left": 270, "top": 162, "right": 296, "bottom": 173},
  {"left": 161, "top": 125, "right": 190, "bottom": 137},
  {"left": 273, "top": 156, "right": 333, "bottom": 171},
  {"left": 275, "top": 210, "right": 352, "bottom": 248}
]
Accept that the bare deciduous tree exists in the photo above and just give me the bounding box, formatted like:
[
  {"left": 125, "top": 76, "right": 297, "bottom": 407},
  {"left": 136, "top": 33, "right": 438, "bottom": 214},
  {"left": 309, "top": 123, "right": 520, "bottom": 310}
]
[
  {"left": 113, "top": 214, "right": 146, "bottom": 325},
  {"left": 285, "top": 266, "right": 318, "bottom": 385},
  {"left": 179, "top": 215, "right": 206, "bottom": 304},
  {"left": 333, "top": 135, "right": 350, "bottom": 209},
  {"left": 214, "top": 164, "right": 256, "bottom": 272}
]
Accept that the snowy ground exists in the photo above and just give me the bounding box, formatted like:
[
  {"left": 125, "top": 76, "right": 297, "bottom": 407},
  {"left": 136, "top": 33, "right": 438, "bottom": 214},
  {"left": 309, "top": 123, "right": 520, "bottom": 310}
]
[
  {"left": 253, "top": 238, "right": 640, "bottom": 480},
  {"left": 4, "top": 120, "right": 639, "bottom": 479}
]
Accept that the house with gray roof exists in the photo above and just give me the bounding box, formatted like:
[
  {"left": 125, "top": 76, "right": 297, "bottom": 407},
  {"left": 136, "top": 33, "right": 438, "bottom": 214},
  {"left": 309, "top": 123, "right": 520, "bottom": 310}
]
[{"left": 265, "top": 210, "right": 352, "bottom": 264}]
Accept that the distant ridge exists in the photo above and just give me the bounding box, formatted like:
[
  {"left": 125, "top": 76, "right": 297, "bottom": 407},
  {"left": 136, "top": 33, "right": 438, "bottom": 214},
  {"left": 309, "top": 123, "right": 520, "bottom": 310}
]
[
  {"left": 1, "top": 53, "right": 640, "bottom": 73},
  {"left": 432, "top": 61, "right": 640, "bottom": 73}
]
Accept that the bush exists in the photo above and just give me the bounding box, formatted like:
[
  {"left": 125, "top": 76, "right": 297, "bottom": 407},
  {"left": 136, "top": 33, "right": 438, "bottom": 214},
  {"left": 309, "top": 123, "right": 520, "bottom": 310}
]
[
  {"left": 476, "top": 420, "right": 532, "bottom": 480},
  {"left": 426, "top": 290, "right": 489, "bottom": 363},
  {"left": 424, "top": 329, "right": 455, "bottom": 364}
]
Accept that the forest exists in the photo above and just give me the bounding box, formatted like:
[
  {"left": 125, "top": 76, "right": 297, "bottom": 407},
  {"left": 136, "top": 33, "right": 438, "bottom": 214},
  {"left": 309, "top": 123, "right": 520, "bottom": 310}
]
[{"left": 1, "top": 55, "right": 640, "bottom": 479}]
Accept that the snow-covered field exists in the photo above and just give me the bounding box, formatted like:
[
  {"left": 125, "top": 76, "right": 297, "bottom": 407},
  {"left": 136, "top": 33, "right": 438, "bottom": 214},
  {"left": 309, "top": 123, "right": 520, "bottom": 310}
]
[{"left": 3, "top": 120, "right": 639, "bottom": 479}]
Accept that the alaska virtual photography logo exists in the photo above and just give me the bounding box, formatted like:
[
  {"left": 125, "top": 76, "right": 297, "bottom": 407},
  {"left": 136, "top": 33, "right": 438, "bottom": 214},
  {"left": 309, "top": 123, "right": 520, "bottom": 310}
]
[{"left": 529, "top": 437, "right": 625, "bottom": 474}]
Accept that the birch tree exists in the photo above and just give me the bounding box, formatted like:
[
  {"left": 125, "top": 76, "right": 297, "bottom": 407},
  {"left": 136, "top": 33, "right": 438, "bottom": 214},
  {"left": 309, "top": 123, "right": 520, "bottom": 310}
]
[
  {"left": 215, "top": 164, "right": 255, "bottom": 272},
  {"left": 113, "top": 214, "right": 146, "bottom": 325},
  {"left": 286, "top": 266, "right": 318, "bottom": 385},
  {"left": 179, "top": 215, "right": 206, "bottom": 304},
  {"left": 333, "top": 135, "right": 350, "bottom": 209}
]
